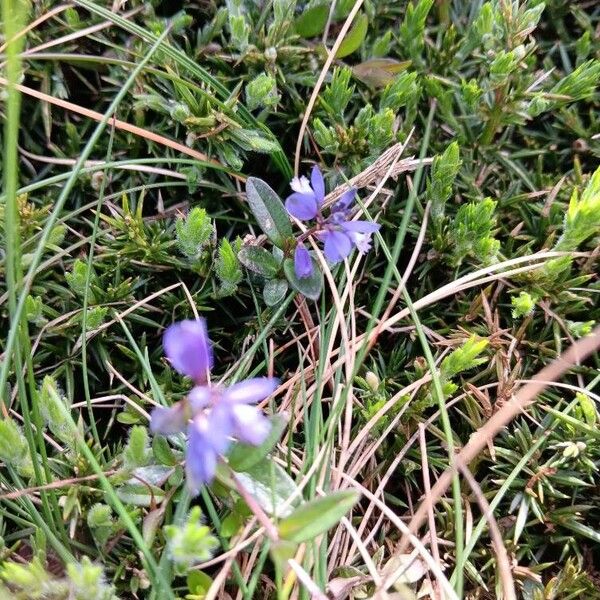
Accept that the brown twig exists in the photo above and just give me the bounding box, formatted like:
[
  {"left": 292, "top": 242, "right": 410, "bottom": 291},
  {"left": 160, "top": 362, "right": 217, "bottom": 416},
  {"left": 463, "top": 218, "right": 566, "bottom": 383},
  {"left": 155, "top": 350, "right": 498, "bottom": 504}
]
[{"left": 0, "top": 470, "right": 118, "bottom": 501}]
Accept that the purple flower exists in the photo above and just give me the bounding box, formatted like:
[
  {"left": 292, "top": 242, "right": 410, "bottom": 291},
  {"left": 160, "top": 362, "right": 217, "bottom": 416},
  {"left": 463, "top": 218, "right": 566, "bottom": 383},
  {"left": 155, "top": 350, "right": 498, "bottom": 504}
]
[
  {"left": 319, "top": 191, "right": 381, "bottom": 264},
  {"left": 331, "top": 187, "right": 357, "bottom": 214},
  {"left": 285, "top": 167, "right": 381, "bottom": 268},
  {"left": 150, "top": 320, "right": 278, "bottom": 493},
  {"left": 320, "top": 230, "right": 353, "bottom": 263},
  {"left": 285, "top": 165, "right": 325, "bottom": 221},
  {"left": 294, "top": 243, "right": 313, "bottom": 279},
  {"left": 186, "top": 414, "right": 221, "bottom": 491},
  {"left": 163, "top": 319, "right": 213, "bottom": 384}
]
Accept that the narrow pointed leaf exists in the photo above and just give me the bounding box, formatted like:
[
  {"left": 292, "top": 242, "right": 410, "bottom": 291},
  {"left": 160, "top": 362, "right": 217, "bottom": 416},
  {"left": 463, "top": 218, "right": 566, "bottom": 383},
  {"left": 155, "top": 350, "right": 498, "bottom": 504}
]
[
  {"left": 335, "top": 14, "right": 368, "bottom": 58},
  {"left": 278, "top": 490, "right": 359, "bottom": 542}
]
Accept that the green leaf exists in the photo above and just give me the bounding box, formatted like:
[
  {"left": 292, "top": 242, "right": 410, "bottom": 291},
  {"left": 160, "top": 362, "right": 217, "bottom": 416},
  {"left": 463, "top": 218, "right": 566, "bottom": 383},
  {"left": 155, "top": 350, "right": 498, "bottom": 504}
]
[
  {"left": 246, "top": 177, "right": 293, "bottom": 248},
  {"left": 238, "top": 246, "right": 281, "bottom": 278},
  {"left": 230, "top": 128, "right": 280, "bottom": 153},
  {"left": 116, "top": 411, "right": 141, "bottom": 425},
  {"left": 576, "top": 392, "right": 597, "bottom": 426},
  {"left": 131, "top": 465, "right": 173, "bottom": 487},
  {"left": 352, "top": 58, "right": 412, "bottom": 88},
  {"left": 320, "top": 66, "right": 355, "bottom": 119},
  {"left": 263, "top": 279, "right": 288, "bottom": 306},
  {"left": 440, "top": 336, "right": 489, "bottom": 379},
  {"left": 187, "top": 571, "right": 213, "bottom": 595},
  {"left": 278, "top": 490, "right": 359, "bottom": 543},
  {"left": 269, "top": 539, "right": 298, "bottom": 572},
  {"left": 283, "top": 257, "right": 322, "bottom": 301},
  {"left": 228, "top": 414, "right": 287, "bottom": 472},
  {"left": 215, "top": 237, "right": 242, "bottom": 297},
  {"left": 165, "top": 507, "right": 218, "bottom": 574},
  {"left": 335, "top": 13, "right": 368, "bottom": 58},
  {"left": 116, "top": 483, "right": 165, "bottom": 507},
  {"left": 235, "top": 458, "right": 300, "bottom": 517},
  {"left": 220, "top": 512, "right": 243, "bottom": 538},
  {"left": 294, "top": 5, "right": 329, "bottom": 38},
  {"left": 176, "top": 207, "right": 213, "bottom": 259},
  {"left": 123, "top": 425, "right": 150, "bottom": 469},
  {"left": 152, "top": 436, "right": 178, "bottom": 466}
]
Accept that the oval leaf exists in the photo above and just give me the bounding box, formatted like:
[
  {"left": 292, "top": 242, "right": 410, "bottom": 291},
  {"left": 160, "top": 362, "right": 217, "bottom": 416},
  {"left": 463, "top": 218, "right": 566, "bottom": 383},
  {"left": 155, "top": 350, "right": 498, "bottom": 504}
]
[
  {"left": 131, "top": 465, "right": 173, "bottom": 487},
  {"left": 352, "top": 58, "right": 412, "bottom": 88},
  {"left": 263, "top": 279, "right": 288, "bottom": 306},
  {"left": 278, "top": 490, "right": 359, "bottom": 543},
  {"left": 116, "top": 483, "right": 165, "bottom": 507},
  {"left": 283, "top": 257, "right": 322, "bottom": 301},
  {"left": 246, "top": 177, "right": 293, "bottom": 248},
  {"left": 238, "top": 245, "right": 281, "bottom": 277},
  {"left": 335, "top": 13, "right": 368, "bottom": 58},
  {"left": 294, "top": 5, "right": 329, "bottom": 38},
  {"left": 235, "top": 458, "right": 300, "bottom": 517},
  {"left": 228, "top": 414, "right": 287, "bottom": 472},
  {"left": 384, "top": 554, "right": 428, "bottom": 586},
  {"left": 187, "top": 571, "right": 213, "bottom": 596}
]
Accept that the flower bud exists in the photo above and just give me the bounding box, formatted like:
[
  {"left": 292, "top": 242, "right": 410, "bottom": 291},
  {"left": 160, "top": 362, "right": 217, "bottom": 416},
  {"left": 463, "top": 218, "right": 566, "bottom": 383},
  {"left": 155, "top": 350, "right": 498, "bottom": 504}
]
[{"left": 365, "top": 371, "right": 380, "bottom": 391}]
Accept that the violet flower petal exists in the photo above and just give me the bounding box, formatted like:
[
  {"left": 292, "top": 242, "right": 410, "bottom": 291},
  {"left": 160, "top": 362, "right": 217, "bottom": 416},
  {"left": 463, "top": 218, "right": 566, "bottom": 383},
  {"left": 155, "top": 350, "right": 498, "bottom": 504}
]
[
  {"left": 310, "top": 165, "right": 325, "bottom": 204},
  {"left": 332, "top": 188, "right": 356, "bottom": 213},
  {"left": 206, "top": 406, "right": 235, "bottom": 453},
  {"left": 163, "top": 319, "right": 213, "bottom": 383},
  {"left": 230, "top": 404, "right": 271, "bottom": 446},
  {"left": 340, "top": 220, "right": 381, "bottom": 234},
  {"left": 222, "top": 377, "right": 279, "bottom": 405},
  {"left": 188, "top": 386, "right": 212, "bottom": 412},
  {"left": 185, "top": 412, "right": 233, "bottom": 491},
  {"left": 285, "top": 192, "right": 319, "bottom": 221},
  {"left": 186, "top": 424, "right": 218, "bottom": 491},
  {"left": 150, "top": 403, "right": 188, "bottom": 435},
  {"left": 294, "top": 244, "right": 313, "bottom": 279},
  {"left": 290, "top": 175, "right": 313, "bottom": 195},
  {"left": 322, "top": 230, "right": 353, "bottom": 263}
]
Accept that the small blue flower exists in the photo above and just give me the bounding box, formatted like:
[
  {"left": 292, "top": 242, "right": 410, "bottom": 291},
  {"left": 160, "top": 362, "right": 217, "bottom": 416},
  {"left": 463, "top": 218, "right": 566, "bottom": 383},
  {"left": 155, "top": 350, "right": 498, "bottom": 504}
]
[
  {"left": 150, "top": 320, "right": 277, "bottom": 493},
  {"left": 285, "top": 168, "right": 381, "bottom": 267},
  {"left": 186, "top": 414, "right": 222, "bottom": 491},
  {"left": 319, "top": 220, "right": 381, "bottom": 264},
  {"left": 294, "top": 243, "right": 313, "bottom": 279},
  {"left": 163, "top": 319, "right": 213, "bottom": 384},
  {"left": 285, "top": 165, "right": 325, "bottom": 221}
]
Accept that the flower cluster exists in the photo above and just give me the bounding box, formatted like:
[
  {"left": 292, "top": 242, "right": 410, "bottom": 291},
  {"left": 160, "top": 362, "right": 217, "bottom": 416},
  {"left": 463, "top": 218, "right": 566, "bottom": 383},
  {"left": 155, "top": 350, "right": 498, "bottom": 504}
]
[
  {"left": 150, "top": 319, "right": 277, "bottom": 493},
  {"left": 285, "top": 166, "right": 381, "bottom": 279}
]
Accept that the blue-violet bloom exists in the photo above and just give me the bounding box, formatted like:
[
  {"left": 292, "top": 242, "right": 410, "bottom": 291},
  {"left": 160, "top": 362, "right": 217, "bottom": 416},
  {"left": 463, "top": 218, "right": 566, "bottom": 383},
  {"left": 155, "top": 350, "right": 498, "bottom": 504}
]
[
  {"left": 285, "top": 165, "right": 325, "bottom": 221},
  {"left": 285, "top": 166, "right": 381, "bottom": 266},
  {"left": 163, "top": 319, "right": 213, "bottom": 384},
  {"left": 150, "top": 319, "right": 277, "bottom": 493},
  {"left": 294, "top": 243, "right": 313, "bottom": 279}
]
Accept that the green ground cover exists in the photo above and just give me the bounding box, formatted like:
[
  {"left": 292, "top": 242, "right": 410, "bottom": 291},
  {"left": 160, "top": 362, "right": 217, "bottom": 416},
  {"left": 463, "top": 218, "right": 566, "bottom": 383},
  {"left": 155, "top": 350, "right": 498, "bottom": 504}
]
[{"left": 0, "top": 1, "right": 599, "bottom": 598}]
